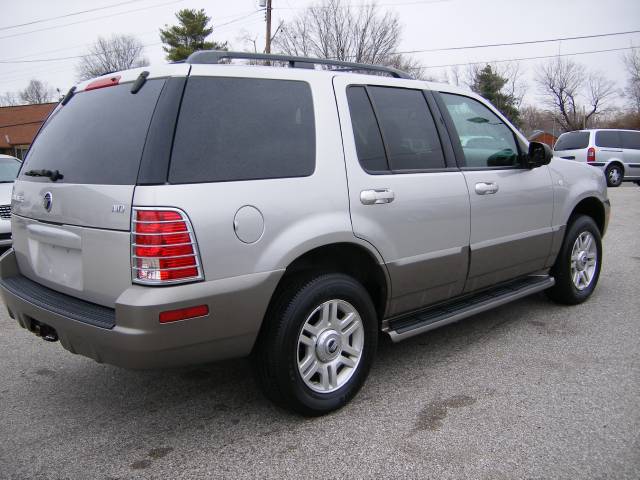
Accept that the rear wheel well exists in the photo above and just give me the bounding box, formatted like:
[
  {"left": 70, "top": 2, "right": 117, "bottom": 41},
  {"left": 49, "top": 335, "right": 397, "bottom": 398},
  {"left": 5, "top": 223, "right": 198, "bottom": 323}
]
[
  {"left": 270, "top": 243, "right": 388, "bottom": 322},
  {"left": 569, "top": 197, "right": 605, "bottom": 234}
]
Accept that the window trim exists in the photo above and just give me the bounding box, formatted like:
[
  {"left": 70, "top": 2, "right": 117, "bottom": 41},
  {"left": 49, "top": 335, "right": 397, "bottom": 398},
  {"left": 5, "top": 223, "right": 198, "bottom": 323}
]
[
  {"left": 346, "top": 84, "right": 455, "bottom": 176},
  {"left": 433, "top": 91, "right": 526, "bottom": 171}
]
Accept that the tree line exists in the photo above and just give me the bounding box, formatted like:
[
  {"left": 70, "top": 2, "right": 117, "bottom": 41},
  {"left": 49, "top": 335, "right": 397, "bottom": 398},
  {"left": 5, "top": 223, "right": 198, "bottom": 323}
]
[{"left": 2, "top": 0, "right": 638, "bottom": 134}]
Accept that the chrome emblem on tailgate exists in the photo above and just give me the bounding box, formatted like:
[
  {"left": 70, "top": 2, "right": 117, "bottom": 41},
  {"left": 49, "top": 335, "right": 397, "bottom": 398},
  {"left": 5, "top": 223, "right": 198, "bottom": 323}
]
[{"left": 43, "top": 192, "right": 53, "bottom": 212}]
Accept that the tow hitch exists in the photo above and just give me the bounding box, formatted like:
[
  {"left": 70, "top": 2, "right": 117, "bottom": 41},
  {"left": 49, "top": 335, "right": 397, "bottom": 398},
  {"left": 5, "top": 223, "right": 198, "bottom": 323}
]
[{"left": 31, "top": 320, "right": 59, "bottom": 342}]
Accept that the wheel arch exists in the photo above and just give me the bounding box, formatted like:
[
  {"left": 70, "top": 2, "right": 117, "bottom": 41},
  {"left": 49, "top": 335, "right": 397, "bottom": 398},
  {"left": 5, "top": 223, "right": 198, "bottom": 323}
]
[
  {"left": 568, "top": 196, "right": 606, "bottom": 234},
  {"left": 256, "top": 242, "right": 390, "bottom": 346}
]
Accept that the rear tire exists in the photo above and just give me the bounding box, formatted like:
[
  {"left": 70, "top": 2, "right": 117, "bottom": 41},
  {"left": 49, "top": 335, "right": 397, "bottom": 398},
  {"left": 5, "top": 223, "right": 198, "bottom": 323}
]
[
  {"left": 605, "top": 164, "right": 623, "bottom": 187},
  {"left": 253, "top": 273, "right": 378, "bottom": 416},
  {"left": 546, "top": 215, "right": 602, "bottom": 305}
]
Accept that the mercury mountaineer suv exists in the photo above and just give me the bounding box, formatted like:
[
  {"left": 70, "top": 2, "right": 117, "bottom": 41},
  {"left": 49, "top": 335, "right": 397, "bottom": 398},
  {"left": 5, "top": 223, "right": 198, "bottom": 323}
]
[{"left": 0, "top": 51, "right": 610, "bottom": 415}]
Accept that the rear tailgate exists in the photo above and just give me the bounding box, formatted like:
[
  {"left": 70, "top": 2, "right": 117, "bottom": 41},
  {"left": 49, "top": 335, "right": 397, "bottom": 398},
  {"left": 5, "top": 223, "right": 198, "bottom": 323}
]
[{"left": 10, "top": 65, "right": 189, "bottom": 307}]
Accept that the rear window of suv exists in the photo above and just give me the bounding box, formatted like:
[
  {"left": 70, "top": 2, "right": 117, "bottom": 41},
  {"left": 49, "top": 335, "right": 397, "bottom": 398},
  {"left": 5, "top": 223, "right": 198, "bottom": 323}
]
[
  {"left": 554, "top": 131, "right": 590, "bottom": 151},
  {"left": 20, "top": 80, "right": 165, "bottom": 185},
  {"left": 169, "top": 77, "right": 315, "bottom": 184}
]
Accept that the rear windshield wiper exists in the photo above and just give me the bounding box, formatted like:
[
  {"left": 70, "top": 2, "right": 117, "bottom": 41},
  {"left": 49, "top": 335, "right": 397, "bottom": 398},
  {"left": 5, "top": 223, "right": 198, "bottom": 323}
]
[{"left": 24, "top": 169, "right": 64, "bottom": 182}]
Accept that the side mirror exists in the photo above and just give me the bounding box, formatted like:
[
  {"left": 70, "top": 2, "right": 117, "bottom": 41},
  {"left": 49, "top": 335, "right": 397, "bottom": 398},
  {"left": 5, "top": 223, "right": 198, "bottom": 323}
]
[{"left": 526, "top": 141, "right": 553, "bottom": 169}]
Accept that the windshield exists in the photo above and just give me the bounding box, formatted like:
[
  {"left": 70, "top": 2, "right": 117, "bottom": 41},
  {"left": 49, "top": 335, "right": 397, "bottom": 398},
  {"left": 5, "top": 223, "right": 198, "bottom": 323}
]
[
  {"left": 20, "top": 79, "right": 165, "bottom": 185},
  {"left": 0, "top": 157, "right": 20, "bottom": 182}
]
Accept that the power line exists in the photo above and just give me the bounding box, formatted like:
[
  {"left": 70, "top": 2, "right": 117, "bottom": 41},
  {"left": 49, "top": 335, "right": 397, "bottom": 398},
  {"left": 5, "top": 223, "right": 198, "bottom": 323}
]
[
  {"left": 274, "top": 0, "right": 449, "bottom": 9},
  {"left": 415, "top": 46, "right": 637, "bottom": 70},
  {"left": 0, "top": 0, "right": 184, "bottom": 41},
  {"left": 396, "top": 29, "right": 640, "bottom": 54},
  {"left": 0, "top": 0, "right": 147, "bottom": 31}
]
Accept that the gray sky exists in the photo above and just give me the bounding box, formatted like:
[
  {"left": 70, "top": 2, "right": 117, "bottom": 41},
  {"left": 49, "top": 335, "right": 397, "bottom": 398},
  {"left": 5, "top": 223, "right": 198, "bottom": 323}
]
[{"left": 1, "top": 0, "right": 639, "bottom": 107}]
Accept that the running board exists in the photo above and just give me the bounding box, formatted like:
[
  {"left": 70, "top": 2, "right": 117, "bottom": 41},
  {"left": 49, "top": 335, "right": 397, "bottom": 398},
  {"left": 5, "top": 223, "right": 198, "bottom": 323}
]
[{"left": 385, "top": 275, "right": 555, "bottom": 342}]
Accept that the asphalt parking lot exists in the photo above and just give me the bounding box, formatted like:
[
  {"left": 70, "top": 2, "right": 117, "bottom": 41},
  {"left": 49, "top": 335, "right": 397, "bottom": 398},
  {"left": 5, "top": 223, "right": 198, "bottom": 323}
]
[{"left": 1, "top": 185, "right": 639, "bottom": 480}]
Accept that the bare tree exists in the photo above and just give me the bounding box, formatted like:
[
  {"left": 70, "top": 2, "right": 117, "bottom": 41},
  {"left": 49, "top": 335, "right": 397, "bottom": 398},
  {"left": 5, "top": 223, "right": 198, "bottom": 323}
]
[
  {"left": 622, "top": 47, "right": 640, "bottom": 113},
  {"left": 76, "top": 34, "right": 148, "bottom": 81},
  {"left": 273, "top": 0, "right": 418, "bottom": 75},
  {"left": 535, "top": 57, "right": 615, "bottom": 131},
  {"left": 19, "top": 79, "right": 56, "bottom": 104},
  {"left": 0, "top": 91, "right": 20, "bottom": 106}
]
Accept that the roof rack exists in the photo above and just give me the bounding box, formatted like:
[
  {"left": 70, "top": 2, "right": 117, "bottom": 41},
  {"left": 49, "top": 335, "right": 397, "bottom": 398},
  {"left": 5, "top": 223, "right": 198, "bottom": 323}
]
[{"left": 185, "top": 50, "right": 412, "bottom": 79}]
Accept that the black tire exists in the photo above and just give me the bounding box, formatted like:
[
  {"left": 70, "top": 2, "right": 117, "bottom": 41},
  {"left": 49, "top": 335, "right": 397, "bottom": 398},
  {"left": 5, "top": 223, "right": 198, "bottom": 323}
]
[
  {"left": 253, "top": 273, "right": 378, "bottom": 416},
  {"left": 605, "top": 163, "right": 623, "bottom": 187},
  {"left": 546, "top": 215, "right": 602, "bottom": 305}
]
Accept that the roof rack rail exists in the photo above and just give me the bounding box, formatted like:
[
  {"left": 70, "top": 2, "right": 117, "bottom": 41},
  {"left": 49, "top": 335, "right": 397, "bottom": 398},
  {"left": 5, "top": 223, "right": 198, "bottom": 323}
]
[{"left": 185, "top": 50, "right": 413, "bottom": 79}]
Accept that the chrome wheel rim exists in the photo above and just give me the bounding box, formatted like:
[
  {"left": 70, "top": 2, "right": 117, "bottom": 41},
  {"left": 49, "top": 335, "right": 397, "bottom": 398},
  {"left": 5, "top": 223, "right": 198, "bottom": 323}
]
[
  {"left": 608, "top": 167, "right": 621, "bottom": 184},
  {"left": 570, "top": 231, "right": 598, "bottom": 290},
  {"left": 296, "top": 299, "right": 364, "bottom": 393}
]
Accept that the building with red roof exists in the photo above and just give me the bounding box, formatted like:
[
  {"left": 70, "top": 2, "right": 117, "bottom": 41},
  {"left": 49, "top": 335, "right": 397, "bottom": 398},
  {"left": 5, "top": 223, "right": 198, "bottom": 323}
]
[{"left": 0, "top": 103, "right": 56, "bottom": 159}]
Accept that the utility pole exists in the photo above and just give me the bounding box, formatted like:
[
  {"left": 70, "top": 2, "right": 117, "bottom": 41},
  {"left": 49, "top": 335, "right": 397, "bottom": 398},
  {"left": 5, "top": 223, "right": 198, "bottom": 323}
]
[{"left": 265, "top": 0, "right": 272, "bottom": 54}]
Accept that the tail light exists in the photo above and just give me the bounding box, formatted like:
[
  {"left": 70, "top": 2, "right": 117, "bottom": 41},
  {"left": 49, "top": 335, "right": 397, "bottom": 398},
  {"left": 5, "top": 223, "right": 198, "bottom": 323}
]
[
  {"left": 587, "top": 147, "right": 596, "bottom": 163},
  {"left": 131, "top": 208, "right": 203, "bottom": 285}
]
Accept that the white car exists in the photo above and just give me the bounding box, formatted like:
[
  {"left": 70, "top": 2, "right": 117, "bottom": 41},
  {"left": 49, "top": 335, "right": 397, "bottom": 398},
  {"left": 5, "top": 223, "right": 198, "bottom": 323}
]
[
  {"left": 0, "top": 154, "right": 21, "bottom": 247},
  {"left": 554, "top": 129, "right": 640, "bottom": 187}
]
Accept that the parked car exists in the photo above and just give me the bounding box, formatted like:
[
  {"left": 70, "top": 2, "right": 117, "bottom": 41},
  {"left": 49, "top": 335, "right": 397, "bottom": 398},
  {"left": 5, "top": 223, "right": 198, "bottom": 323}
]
[
  {"left": 0, "top": 52, "right": 610, "bottom": 415},
  {"left": 0, "top": 154, "right": 21, "bottom": 247},
  {"left": 553, "top": 129, "right": 640, "bottom": 187}
]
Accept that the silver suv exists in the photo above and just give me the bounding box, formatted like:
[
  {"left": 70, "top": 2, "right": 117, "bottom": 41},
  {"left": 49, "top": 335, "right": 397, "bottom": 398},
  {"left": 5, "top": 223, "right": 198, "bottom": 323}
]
[
  {"left": 554, "top": 128, "right": 640, "bottom": 187},
  {"left": 0, "top": 52, "right": 610, "bottom": 415}
]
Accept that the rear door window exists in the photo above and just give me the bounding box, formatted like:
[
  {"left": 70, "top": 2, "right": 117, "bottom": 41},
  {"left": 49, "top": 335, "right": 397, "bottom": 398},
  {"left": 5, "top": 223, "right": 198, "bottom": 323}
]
[
  {"left": 554, "top": 131, "right": 590, "bottom": 151},
  {"left": 620, "top": 131, "right": 640, "bottom": 150},
  {"left": 169, "top": 77, "right": 315, "bottom": 184},
  {"left": 595, "top": 130, "right": 622, "bottom": 148},
  {"left": 368, "top": 86, "right": 446, "bottom": 171},
  {"left": 346, "top": 87, "right": 388, "bottom": 172},
  {"left": 20, "top": 80, "right": 165, "bottom": 185}
]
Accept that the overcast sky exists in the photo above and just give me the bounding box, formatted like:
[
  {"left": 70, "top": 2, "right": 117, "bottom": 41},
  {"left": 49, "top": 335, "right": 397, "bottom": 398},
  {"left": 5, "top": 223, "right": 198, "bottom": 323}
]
[{"left": 1, "top": 0, "right": 639, "bottom": 107}]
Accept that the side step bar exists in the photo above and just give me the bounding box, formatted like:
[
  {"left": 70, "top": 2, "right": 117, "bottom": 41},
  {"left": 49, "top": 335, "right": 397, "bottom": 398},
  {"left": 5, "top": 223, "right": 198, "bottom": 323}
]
[{"left": 384, "top": 275, "right": 555, "bottom": 342}]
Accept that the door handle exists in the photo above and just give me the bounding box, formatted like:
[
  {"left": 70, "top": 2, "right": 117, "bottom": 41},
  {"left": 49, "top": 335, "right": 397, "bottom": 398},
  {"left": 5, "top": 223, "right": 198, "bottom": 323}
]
[
  {"left": 360, "top": 189, "right": 395, "bottom": 205},
  {"left": 475, "top": 182, "right": 499, "bottom": 195}
]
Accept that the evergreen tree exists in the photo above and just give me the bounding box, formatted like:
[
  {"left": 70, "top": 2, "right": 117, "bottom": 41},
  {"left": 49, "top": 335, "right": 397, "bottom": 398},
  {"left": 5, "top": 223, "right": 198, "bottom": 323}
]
[
  {"left": 159, "top": 9, "right": 227, "bottom": 62},
  {"left": 470, "top": 65, "right": 521, "bottom": 126}
]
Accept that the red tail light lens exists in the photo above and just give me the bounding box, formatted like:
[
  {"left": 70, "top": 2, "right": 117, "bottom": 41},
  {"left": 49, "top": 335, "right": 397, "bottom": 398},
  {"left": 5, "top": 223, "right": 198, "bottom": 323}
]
[
  {"left": 587, "top": 147, "right": 596, "bottom": 163},
  {"left": 132, "top": 208, "right": 203, "bottom": 285}
]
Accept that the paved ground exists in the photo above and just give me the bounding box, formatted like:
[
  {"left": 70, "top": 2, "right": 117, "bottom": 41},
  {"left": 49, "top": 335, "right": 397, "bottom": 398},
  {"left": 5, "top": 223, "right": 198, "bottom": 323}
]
[{"left": 1, "top": 185, "right": 639, "bottom": 480}]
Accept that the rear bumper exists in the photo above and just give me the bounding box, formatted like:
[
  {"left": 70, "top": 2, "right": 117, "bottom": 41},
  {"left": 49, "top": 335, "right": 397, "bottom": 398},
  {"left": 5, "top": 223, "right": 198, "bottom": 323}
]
[{"left": 0, "top": 249, "right": 283, "bottom": 369}]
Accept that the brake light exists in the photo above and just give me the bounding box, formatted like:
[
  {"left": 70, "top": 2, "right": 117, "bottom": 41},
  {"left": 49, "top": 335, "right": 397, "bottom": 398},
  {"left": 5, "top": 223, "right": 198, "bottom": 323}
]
[
  {"left": 132, "top": 208, "right": 203, "bottom": 284},
  {"left": 85, "top": 75, "right": 121, "bottom": 91},
  {"left": 587, "top": 147, "right": 596, "bottom": 163}
]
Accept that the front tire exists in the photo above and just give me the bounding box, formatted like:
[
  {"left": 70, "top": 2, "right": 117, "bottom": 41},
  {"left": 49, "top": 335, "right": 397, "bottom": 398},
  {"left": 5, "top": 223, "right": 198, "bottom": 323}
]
[
  {"left": 546, "top": 215, "right": 602, "bottom": 305},
  {"left": 605, "top": 164, "right": 623, "bottom": 187},
  {"left": 253, "top": 273, "right": 378, "bottom": 416}
]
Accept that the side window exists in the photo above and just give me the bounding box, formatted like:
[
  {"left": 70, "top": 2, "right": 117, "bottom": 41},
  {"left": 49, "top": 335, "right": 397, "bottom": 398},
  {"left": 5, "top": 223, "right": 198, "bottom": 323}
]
[
  {"left": 440, "top": 93, "right": 519, "bottom": 168},
  {"left": 368, "top": 87, "right": 446, "bottom": 170},
  {"left": 595, "top": 131, "right": 621, "bottom": 148},
  {"left": 620, "top": 131, "right": 640, "bottom": 150},
  {"left": 346, "top": 87, "right": 388, "bottom": 172},
  {"left": 346, "top": 86, "right": 446, "bottom": 173},
  {"left": 169, "top": 77, "right": 315, "bottom": 183}
]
